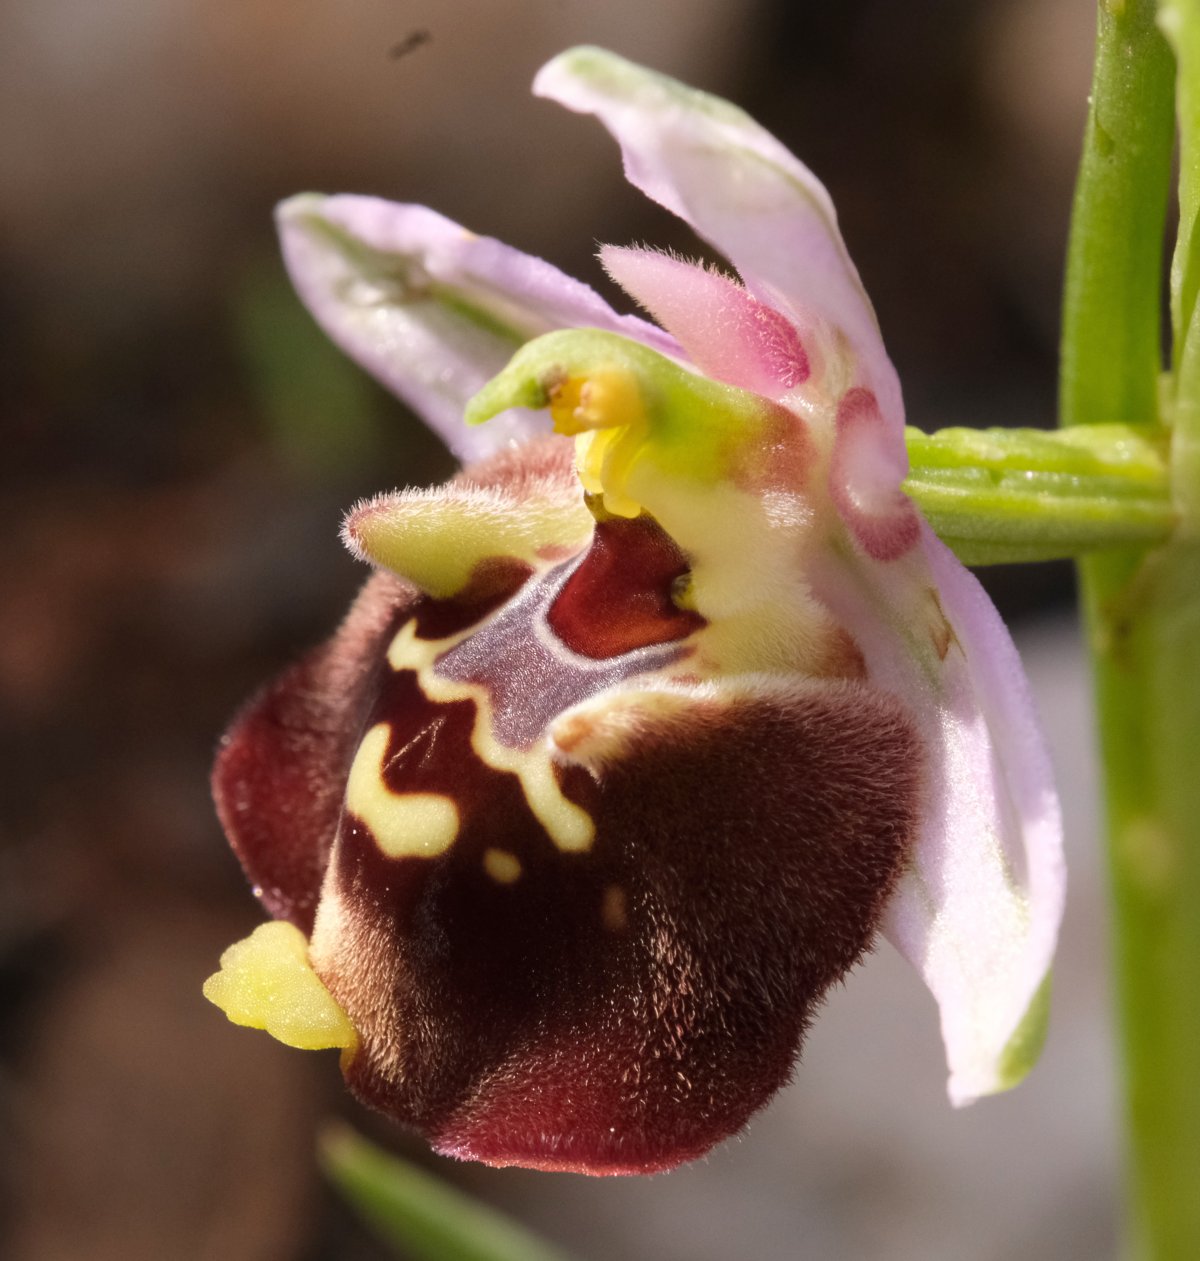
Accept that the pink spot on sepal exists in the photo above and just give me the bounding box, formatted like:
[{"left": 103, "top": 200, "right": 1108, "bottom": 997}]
[{"left": 828, "top": 387, "right": 921, "bottom": 562}]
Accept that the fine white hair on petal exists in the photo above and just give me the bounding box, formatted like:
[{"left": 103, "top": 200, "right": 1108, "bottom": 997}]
[{"left": 601, "top": 244, "right": 813, "bottom": 398}]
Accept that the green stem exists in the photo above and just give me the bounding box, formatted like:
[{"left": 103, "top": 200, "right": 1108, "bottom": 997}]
[
  {"left": 319, "top": 1125, "right": 577, "bottom": 1261},
  {"left": 1060, "top": 4, "right": 1200, "bottom": 1259},
  {"left": 903, "top": 423, "right": 1172, "bottom": 564},
  {"left": 1163, "top": 0, "right": 1200, "bottom": 520}
]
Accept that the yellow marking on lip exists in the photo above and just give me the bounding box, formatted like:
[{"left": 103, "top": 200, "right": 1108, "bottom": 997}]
[
  {"left": 483, "top": 848, "right": 522, "bottom": 884},
  {"left": 601, "top": 884, "right": 629, "bottom": 932},
  {"left": 385, "top": 619, "right": 472, "bottom": 672},
  {"left": 202, "top": 921, "right": 357, "bottom": 1051},
  {"left": 385, "top": 619, "right": 596, "bottom": 854},
  {"left": 345, "top": 723, "right": 460, "bottom": 858}
]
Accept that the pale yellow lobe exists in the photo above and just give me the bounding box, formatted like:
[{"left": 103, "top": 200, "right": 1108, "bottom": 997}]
[
  {"left": 351, "top": 489, "right": 591, "bottom": 598},
  {"left": 385, "top": 621, "right": 596, "bottom": 854},
  {"left": 550, "top": 686, "right": 707, "bottom": 773},
  {"left": 202, "top": 921, "right": 357, "bottom": 1051},
  {"left": 345, "top": 723, "right": 459, "bottom": 858},
  {"left": 505, "top": 755, "right": 594, "bottom": 853},
  {"left": 483, "top": 848, "right": 522, "bottom": 884}
]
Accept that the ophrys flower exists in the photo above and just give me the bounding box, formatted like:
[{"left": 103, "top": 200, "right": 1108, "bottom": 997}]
[{"left": 204, "top": 47, "right": 1064, "bottom": 1175}]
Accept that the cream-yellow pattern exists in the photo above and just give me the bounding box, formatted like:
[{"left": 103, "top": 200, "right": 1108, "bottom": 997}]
[
  {"left": 381, "top": 619, "right": 596, "bottom": 854},
  {"left": 483, "top": 848, "right": 523, "bottom": 884},
  {"left": 345, "top": 723, "right": 460, "bottom": 857}
]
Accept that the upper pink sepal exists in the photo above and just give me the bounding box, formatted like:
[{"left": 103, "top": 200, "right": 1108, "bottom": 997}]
[{"left": 535, "top": 48, "right": 903, "bottom": 435}]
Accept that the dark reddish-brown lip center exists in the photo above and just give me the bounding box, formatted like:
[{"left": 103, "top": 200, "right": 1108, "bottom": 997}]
[{"left": 547, "top": 513, "right": 704, "bottom": 658}]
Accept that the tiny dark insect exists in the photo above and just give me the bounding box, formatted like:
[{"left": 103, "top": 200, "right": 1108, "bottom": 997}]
[{"left": 389, "top": 30, "right": 432, "bottom": 60}]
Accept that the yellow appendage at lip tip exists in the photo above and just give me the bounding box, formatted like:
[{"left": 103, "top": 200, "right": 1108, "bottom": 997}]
[{"left": 203, "top": 921, "right": 357, "bottom": 1051}]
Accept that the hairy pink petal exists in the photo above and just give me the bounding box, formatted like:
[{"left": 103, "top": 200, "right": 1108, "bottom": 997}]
[
  {"left": 278, "top": 194, "right": 680, "bottom": 462},
  {"left": 600, "top": 245, "right": 810, "bottom": 396}
]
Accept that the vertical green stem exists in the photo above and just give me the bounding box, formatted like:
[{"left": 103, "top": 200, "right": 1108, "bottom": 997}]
[{"left": 1061, "top": 4, "right": 1200, "bottom": 1258}]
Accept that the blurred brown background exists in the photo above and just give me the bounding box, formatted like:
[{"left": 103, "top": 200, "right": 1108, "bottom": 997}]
[{"left": 0, "top": 2, "right": 1112, "bottom": 1258}]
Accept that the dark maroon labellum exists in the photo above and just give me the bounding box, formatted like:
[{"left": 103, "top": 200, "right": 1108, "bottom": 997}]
[{"left": 213, "top": 441, "right": 921, "bottom": 1174}]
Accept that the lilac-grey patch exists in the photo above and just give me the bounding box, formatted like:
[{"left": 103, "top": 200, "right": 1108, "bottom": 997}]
[{"left": 434, "top": 557, "right": 690, "bottom": 749}]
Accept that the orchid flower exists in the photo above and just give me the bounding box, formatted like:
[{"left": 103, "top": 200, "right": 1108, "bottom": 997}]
[{"left": 204, "top": 47, "right": 1065, "bottom": 1175}]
